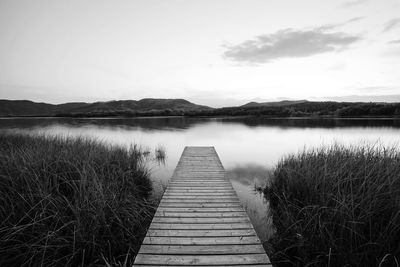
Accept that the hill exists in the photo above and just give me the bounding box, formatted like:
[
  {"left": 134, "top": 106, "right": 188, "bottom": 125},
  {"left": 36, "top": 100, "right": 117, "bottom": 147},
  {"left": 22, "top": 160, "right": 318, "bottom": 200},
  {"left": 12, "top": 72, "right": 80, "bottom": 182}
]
[
  {"left": 2, "top": 98, "right": 400, "bottom": 118},
  {"left": 67, "top": 99, "right": 209, "bottom": 114},
  {"left": 196, "top": 100, "right": 400, "bottom": 118},
  {"left": 241, "top": 100, "right": 308, "bottom": 108},
  {"left": 0, "top": 99, "right": 211, "bottom": 117},
  {"left": 0, "top": 100, "right": 54, "bottom": 116}
]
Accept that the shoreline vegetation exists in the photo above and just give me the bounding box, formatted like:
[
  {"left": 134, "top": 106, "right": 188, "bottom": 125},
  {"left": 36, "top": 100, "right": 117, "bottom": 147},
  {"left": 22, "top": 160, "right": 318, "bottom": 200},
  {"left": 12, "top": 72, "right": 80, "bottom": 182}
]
[
  {"left": 0, "top": 134, "right": 158, "bottom": 266},
  {"left": 264, "top": 144, "right": 400, "bottom": 267}
]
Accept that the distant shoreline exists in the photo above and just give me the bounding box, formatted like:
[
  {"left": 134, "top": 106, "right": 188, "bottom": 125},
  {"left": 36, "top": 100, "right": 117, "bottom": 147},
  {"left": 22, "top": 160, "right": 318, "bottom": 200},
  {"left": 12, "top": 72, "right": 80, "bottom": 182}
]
[
  {"left": 1, "top": 99, "right": 400, "bottom": 118},
  {"left": 1, "top": 114, "right": 400, "bottom": 120}
]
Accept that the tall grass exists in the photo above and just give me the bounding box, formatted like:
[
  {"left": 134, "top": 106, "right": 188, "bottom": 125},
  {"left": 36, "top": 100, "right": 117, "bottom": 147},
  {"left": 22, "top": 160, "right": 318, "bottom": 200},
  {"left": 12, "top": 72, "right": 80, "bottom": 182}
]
[
  {"left": 265, "top": 144, "right": 400, "bottom": 267},
  {"left": 0, "top": 133, "right": 156, "bottom": 266},
  {"left": 154, "top": 145, "right": 166, "bottom": 165}
]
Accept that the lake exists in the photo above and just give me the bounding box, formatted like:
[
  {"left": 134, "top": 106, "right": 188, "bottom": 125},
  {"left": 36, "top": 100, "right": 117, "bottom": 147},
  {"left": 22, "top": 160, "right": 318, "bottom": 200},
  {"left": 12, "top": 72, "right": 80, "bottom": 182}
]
[{"left": 1, "top": 116, "right": 400, "bottom": 243}]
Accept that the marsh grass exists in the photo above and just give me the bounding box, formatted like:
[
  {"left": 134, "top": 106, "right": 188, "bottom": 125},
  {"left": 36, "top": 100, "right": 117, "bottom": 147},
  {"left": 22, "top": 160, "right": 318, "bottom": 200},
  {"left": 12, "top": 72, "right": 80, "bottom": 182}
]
[
  {"left": 154, "top": 145, "right": 166, "bottom": 165},
  {"left": 0, "top": 133, "right": 156, "bottom": 266},
  {"left": 265, "top": 144, "right": 400, "bottom": 267}
]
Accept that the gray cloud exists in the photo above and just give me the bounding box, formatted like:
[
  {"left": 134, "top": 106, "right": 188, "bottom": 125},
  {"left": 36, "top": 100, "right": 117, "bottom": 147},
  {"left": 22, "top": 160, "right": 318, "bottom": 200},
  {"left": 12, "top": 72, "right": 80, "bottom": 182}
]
[
  {"left": 383, "top": 18, "right": 400, "bottom": 32},
  {"left": 223, "top": 28, "right": 361, "bottom": 63},
  {"left": 318, "top": 17, "right": 365, "bottom": 31},
  {"left": 356, "top": 86, "right": 395, "bottom": 93},
  {"left": 326, "top": 94, "right": 400, "bottom": 102},
  {"left": 347, "top": 17, "right": 365, "bottom": 23},
  {"left": 388, "top": 39, "right": 400, "bottom": 44},
  {"left": 342, "top": 0, "right": 369, "bottom": 7}
]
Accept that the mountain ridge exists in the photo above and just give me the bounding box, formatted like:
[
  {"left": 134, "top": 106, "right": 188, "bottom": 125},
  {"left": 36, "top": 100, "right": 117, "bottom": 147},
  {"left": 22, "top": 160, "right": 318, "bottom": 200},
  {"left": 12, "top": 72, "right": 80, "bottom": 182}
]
[
  {"left": 241, "top": 100, "right": 309, "bottom": 108},
  {"left": 1, "top": 98, "right": 400, "bottom": 118},
  {"left": 0, "top": 98, "right": 212, "bottom": 117}
]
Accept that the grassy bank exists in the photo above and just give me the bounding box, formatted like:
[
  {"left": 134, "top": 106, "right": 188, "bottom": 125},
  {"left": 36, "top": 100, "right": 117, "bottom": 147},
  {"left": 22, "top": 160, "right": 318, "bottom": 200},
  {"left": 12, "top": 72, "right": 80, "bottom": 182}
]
[
  {"left": 265, "top": 144, "right": 400, "bottom": 267},
  {"left": 0, "top": 133, "right": 156, "bottom": 266}
]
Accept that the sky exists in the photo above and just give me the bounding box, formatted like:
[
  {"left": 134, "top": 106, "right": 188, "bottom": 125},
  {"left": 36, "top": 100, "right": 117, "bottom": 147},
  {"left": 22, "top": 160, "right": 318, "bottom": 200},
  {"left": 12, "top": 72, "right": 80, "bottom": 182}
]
[{"left": 0, "top": 0, "right": 400, "bottom": 107}]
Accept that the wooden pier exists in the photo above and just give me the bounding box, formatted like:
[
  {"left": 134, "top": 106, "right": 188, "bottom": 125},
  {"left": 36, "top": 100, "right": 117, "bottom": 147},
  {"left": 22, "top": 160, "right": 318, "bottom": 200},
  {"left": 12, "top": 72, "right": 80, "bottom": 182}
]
[{"left": 133, "top": 146, "right": 271, "bottom": 266}]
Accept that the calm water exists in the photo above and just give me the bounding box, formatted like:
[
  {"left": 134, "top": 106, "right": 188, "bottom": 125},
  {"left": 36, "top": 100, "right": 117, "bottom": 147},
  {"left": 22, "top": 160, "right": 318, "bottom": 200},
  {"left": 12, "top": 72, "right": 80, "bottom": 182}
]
[{"left": 1, "top": 116, "right": 400, "bottom": 242}]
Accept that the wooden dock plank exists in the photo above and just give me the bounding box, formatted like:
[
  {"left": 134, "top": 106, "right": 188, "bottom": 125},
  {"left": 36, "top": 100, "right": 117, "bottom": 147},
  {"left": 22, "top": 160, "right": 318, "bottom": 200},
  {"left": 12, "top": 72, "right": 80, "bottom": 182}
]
[
  {"left": 148, "top": 222, "right": 254, "bottom": 230},
  {"left": 134, "top": 254, "right": 270, "bottom": 265},
  {"left": 160, "top": 200, "right": 239, "bottom": 204},
  {"left": 161, "top": 195, "right": 236, "bottom": 199},
  {"left": 134, "top": 265, "right": 271, "bottom": 267},
  {"left": 151, "top": 217, "right": 250, "bottom": 224},
  {"left": 146, "top": 229, "right": 257, "bottom": 237},
  {"left": 133, "top": 146, "right": 270, "bottom": 266},
  {"left": 153, "top": 213, "right": 248, "bottom": 218},
  {"left": 156, "top": 207, "right": 245, "bottom": 212},
  {"left": 138, "top": 244, "right": 265, "bottom": 254},
  {"left": 164, "top": 193, "right": 235, "bottom": 197},
  {"left": 158, "top": 205, "right": 242, "bottom": 209},
  {"left": 143, "top": 236, "right": 261, "bottom": 245}
]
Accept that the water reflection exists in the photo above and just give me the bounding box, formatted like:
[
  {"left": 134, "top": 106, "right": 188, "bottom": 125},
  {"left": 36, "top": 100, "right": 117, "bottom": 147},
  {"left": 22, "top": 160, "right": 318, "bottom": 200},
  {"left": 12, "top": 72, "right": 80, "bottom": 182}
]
[
  {"left": 1, "top": 116, "right": 400, "bottom": 242},
  {"left": 220, "top": 116, "right": 400, "bottom": 128},
  {"left": 226, "top": 164, "right": 274, "bottom": 241},
  {"left": 0, "top": 117, "right": 209, "bottom": 131},
  {"left": 227, "top": 164, "right": 273, "bottom": 188},
  {"left": 2, "top": 116, "right": 400, "bottom": 131}
]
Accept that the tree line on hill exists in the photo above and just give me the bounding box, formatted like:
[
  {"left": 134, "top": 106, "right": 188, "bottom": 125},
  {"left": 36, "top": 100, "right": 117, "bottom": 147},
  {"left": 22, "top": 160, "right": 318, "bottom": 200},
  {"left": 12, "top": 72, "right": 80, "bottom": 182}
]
[
  {"left": 55, "top": 101, "right": 400, "bottom": 118},
  {"left": 188, "top": 101, "right": 400, "bottom": 118}
]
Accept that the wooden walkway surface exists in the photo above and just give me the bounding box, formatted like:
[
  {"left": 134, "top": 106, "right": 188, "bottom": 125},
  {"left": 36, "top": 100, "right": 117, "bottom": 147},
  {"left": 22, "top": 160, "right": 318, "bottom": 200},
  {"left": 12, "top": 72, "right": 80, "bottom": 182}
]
[{"left": 133, "top": 146, "right": 271, "bottom": 266}]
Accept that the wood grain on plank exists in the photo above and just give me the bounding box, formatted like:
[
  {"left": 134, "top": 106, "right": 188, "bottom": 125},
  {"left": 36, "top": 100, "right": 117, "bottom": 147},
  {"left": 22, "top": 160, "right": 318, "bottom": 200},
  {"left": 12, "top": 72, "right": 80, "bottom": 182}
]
[
  {"left": 134, "top": 254, "right": 270, "bottom": 265},
  {"left": 151, "top": 217, "right": 250, "bottom": 224},
  {"left": 146, "top": 229, "right": 257, "bottom": 237},
  {"left": 159, "top": 204, "right": 241, "bottom": 208},
  {"left": 148, "top": 222, "right": 254, "bottom": 230},
  {"left": 143, "top": 236, "right": 261, "bottom": 245},
  {"left": 156, "top": 207, "right": 244, "bottom": 212},
  {"left": 153, "top": 214, "right": 247, "bottom": 218},
  {"left": 139, "top": 244, "right": 266, "bottom": 254}
]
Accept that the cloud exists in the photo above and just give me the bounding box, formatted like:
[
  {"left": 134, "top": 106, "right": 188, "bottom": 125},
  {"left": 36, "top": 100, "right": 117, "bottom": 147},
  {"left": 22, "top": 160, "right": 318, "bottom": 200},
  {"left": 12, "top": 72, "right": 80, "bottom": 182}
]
[
  {"left": 223, "top": 28, "right": 361, "bottom": 63},
  {"left": 355, "top": 86, "right": 396, "bottom": 93},
  {"left": 383, "top": 18, "right": 400, "bottom": 32},
  {"left": 347, "top": 17, "right": 365, "bottom": 23},
  {"left": 388, "top": 39, "right": 400, "bottom": 44},
  {"left": 325, "top": 94, "right": 400, "bottom": 102},
  {"left": 342, "top": 0, "right": 369, "bottom": 7},
  {"left": 318, "top": 17, "right": 365, "bottom": 31}
]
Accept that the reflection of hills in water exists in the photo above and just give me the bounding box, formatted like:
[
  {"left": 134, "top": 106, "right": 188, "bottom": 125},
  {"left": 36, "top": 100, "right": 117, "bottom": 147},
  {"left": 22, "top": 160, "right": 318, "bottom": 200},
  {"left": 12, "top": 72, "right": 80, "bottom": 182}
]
[
  {"left": 220, "top": 117, "right": 400, "bottom": 128},
  {"left": 0, "top": 117, "right": 206, "bottom": 131},
  {"left": 1, "top": 116, "right": 400, "bottom": 131}
]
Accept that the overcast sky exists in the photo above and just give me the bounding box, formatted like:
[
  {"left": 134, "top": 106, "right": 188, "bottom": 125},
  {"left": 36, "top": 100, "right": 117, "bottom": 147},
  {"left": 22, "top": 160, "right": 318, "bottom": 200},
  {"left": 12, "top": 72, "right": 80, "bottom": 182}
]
[{"left": 0, "top": 0, "right": 400, "bottom": 107}]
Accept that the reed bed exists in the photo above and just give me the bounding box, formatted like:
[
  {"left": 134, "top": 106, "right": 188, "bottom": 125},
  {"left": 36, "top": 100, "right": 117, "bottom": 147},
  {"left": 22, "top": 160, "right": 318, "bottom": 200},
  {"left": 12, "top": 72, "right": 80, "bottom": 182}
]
[
  {"left": 265, "top": 144, "right": 400, "bottom": 267},
  {"left": 0, "top": 133, "right": 156, "bottom": 266},
  {"left": 154, "top": 145, "right": 166, "bottom": 165}
]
